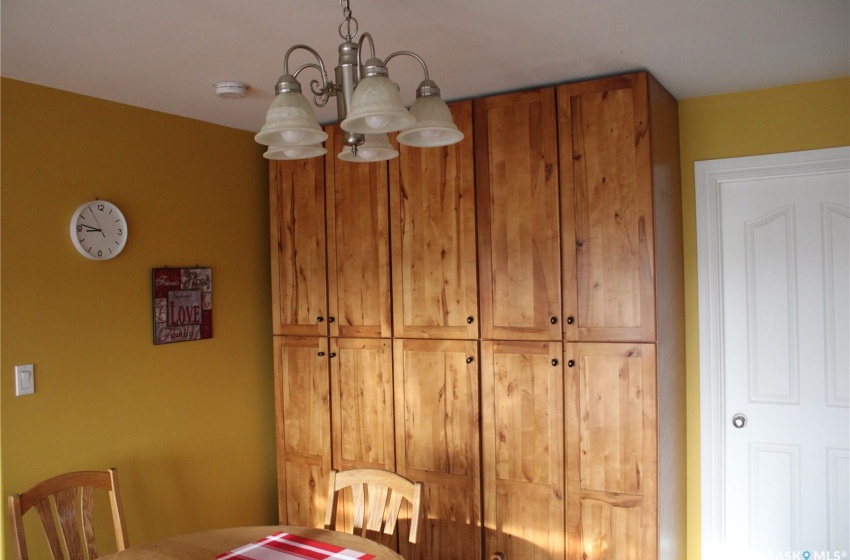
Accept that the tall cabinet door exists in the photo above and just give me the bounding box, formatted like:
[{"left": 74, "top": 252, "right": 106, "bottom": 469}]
[
  {"left": 390, "top": 100, "right": 479, "bottom": 340},
  {"left": 481, "top": 341, "right": 565, "bottom": 559},
  {"left": 475, "top": 89, "right": 563, "bottom": 341},
  {"left": 270, "top": 158, "right": 328, "bottom": 336},
  {"left": 394, "top": 339, "right": 481, "bottom": 560},
  {"left": 273, "top": 336, "right": 332, "bottom": 528},
  {"left": 330, "top": 337, "right": 395, "bottom": 471},
  {"left": 325, "top": 125, "right": 392, "bottom": 338},
  {"left": 558, "top": 74, "right": 656, "bottom": 342},
  {"left": 328, "top": 337, "right": 395, "bottom": 537},
  {"left": 564, "top": 342, "right": 657, "bottom": 560}
]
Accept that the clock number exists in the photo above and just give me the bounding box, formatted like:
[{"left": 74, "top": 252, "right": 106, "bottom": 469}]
[
  {"left": 97, "top": 250, "right": 103, "bottom": 257},
  {"left": 76, "top": 225, "right": 83, "bottom": 233},
  {"left": 118, "top": 229, "right": 123, "bottom": 235},
  {"left": 97, "top": 204, "right": 105, "bottom": 211}
]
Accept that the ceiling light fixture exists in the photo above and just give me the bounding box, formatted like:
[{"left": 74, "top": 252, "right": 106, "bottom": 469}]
[{"left": 255, "top": 0, "right": 463, "bottom": 161}]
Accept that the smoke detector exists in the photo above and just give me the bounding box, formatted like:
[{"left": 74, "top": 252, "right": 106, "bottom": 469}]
[{"left": 214, "top": 81, "right": 249, "bottom": 99}]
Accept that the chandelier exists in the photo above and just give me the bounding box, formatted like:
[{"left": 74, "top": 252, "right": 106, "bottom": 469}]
[{"left": 255, "top": 0, "right": 463, "bottom": 162}]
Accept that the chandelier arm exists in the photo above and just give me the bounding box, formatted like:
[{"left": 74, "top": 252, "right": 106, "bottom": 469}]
[
  {"left": 383, "top": 50, "right": 430, "bottom": 81},
  {"left": 291, "top": 63, "right": 334, "bottom": 107},
  {"left": 356, "top": 32, "right": 377, "bottom": 77},
  {"left": 283, "top": 44, "right": 333, "bottom": 96}
]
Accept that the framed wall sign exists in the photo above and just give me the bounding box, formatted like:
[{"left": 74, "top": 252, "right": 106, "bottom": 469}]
[{"left": 152, "top": 267, "right": 212, "bottom": 345}]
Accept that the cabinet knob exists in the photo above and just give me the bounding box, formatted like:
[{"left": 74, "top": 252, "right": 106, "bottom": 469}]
[
  {"left": 566, "top": 316, "right": 574, "bottom": 325},
  {"left": 317, "top": 351, "right": 325, "bottom": 357},
  {"left": 317, "top": 316, "right": 324, "bottom": 323},
  {"left": 467, "top": 316, "right": 474, "bottom": 324},
  {"left": 550, "top": 316, "right": 558, "bottom": 324},
  {"left": 551, "top": 359, "right": 559, "bottom": 366},
  {"left": 328, "top": 316, "right": 335, "bottom": 323},
  {"left": 567, "top": 359, "right": 575, "bottom": 368},
  {"left": 329, "top": 352, "right": 336, "bottom": 358},
  {"left": 466, "top": 357, "right": 474, "bottom": 364}
]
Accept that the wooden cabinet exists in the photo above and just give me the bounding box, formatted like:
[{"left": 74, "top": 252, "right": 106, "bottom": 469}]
[
  {"left": 558, "top": 74, "right": 657, "bottom": 343},
  {"left": 475, "top": 88, "right": 563, "bottom": 341},
  {"left": 325, "top": 126, "right": 392, "bottom": 338},
  {"left": 481, "top": 341, "right": 565, "bottom": 559},
  {"left": 393, "top": 339, "right": 481, "bottom": 560},
  {"left": 270, "top": 158, "right": 327, "bottom": 336},
  {"left": 273, "top": 336, "right": 331, "bottom": 527},
  {"left": 560, "top": 73, "right": 685, "bottom": 560},
  {"left": 326, "top": 338, "right": 395, "bottom": 536},
  {"left": 270, "top": 74, "right": 684, "bottom": 560},
  {"left": 330, "top": 338, "right": 395, "bottom": 472},
  {"left": 565, "top": 342, "right": 657, "bottom": 559},
  {"left": 390, "top": 100, "right": 478, "bottom": 340},
  {"left": 270, "top": 123, "right": 392, "bottom": 338}
]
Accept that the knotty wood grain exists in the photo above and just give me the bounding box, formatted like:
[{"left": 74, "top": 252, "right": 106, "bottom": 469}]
[{"left": 390, "top": 101, "right": 478, "bottom": 340}]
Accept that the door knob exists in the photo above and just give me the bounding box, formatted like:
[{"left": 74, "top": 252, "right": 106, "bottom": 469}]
[{"left": 732, "top": 413, "right": 747, "bottom": 429}]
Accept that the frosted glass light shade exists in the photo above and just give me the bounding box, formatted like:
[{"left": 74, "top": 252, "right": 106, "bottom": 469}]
[
  {"left": 340, "top": 74, "right": 414, "bottom": 134},
  {"left": 255, "top": 90, "right": 328, "bottom": 147},
  {"left": 338, "top": 134, "right": 398, "bottom": 162},
  {"left": 397, "top": 95, "right": 464, "bottom": 147},
  {"left": 263, "top": 144, "right": 327, "bottom": 160}
]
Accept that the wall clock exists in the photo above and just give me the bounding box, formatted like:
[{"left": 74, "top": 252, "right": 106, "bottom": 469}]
[{"left": 69, "top": 200, "right": 128, "bottom": 260}]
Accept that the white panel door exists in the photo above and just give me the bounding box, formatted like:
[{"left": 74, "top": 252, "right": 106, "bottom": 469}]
[{"left": 697, "top": 147, "right": 850, "bottom": 560}]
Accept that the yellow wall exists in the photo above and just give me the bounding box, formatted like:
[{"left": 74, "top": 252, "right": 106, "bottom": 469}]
[
  {"left": 679, "top": 76, "right": 850, "bottom": 560},
  {"left": 0, "top": 78, "right": 277, "bottom": 558}
]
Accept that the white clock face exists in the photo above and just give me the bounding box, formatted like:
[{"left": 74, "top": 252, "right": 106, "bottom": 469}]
[{"left": 70, "top": 200, "right": 128, "bottom": 260}]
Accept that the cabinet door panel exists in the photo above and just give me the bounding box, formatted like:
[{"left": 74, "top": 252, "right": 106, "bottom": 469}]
[
  {"left": 326, "top": 125, "right": 392, "bottom": 338},
  {"left": 330, "top": 337, "right": 394, "bottom": 471},
  {"left": 565, "top": 342, "right": 657, "bottom": 559},
  {"left": 394, "top": 339, "right": 481, "bottom": 560},
  {"left": 481, "top": 340, "right": 565, "bottom": 559},
  {"left": 327, "top": 338, "right": 395, "bottom": 538},
  {"left": 475, "top": 89, "right": 563, "bottom": 341},
  {"left": 580, "top": 497, "right": 644, "bottom": 560},
  {"left": 559, "top": 75, "right": 656, "bottom": 342},
  {"left": 390, "top": 100, "right": 478, "bottom": 339},
  {"left": 270, "top": 159, "right": 328, "bottom": 336},
  {"left": 274, "top": 336, "right": 331, "bottom": 527}
]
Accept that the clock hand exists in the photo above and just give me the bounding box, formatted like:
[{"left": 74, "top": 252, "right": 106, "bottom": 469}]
[
  {"left": 89, "top": 206, "right": 106, "bottom": 237},
  {"left": 81, "top": 225, "right": 102, "bottom": 232}
]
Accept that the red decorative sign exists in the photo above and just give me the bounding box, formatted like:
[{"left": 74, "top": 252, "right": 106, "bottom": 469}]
[{"left": 152, "top": 267, "right": 212, "bottom": 345}]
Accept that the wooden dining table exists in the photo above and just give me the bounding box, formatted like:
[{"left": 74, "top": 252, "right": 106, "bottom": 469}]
[{"left": 98, "top": 525, "right": 404, "bottom": 559}]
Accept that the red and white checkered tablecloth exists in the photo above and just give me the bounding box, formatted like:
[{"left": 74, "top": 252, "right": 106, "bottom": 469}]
[{"left": 216, "top": 532, "right": 376, "bottom": 560}]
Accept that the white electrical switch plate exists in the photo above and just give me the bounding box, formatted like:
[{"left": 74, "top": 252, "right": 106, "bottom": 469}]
[{"left": 15, "top": 364, "right": 35, "bottom": 396}]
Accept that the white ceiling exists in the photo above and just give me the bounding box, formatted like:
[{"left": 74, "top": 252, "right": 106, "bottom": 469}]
[{"left": 2, "top": 0, "right": 848, "bottom": 133}]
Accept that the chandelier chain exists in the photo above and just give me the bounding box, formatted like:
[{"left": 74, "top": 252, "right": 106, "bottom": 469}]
[{"left": 339, "top": 0, "right": 357, "bottom": 41}]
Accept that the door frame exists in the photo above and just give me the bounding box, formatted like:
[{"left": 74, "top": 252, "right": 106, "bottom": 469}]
[{"left": 695, "top": 146, "right": 850, "bottom": 555}]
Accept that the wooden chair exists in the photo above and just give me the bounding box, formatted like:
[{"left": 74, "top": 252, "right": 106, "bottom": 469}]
[
  {"left": 8, "top": 468, "right": 129, "bottom": 560},
  {"left": 324, "top": 468, "right": 423, "bottom": 545}
]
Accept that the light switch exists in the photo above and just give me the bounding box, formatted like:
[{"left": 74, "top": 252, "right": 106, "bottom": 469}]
[{"left": 15, "top": 364, "right": 34, "bottom": 396}]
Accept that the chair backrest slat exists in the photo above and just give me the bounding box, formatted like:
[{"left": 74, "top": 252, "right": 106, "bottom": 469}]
[
  {"left": 33, "top": 499, "right": 64, "bottom": 559},
  {"left": 55, "top": 487, "right": 85, "bottom": 559},
  {"left": 383, "top": 491, "right": 404, "bottom": 536},
  {"left": 350, "top": 483, "right": 366, "bottom": 535},
  {"left": 364, "top": 485, "right": 390, "bottom": 536},
  {"left": 81, "top": 486, "right": 98, "bottom": 559}
]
